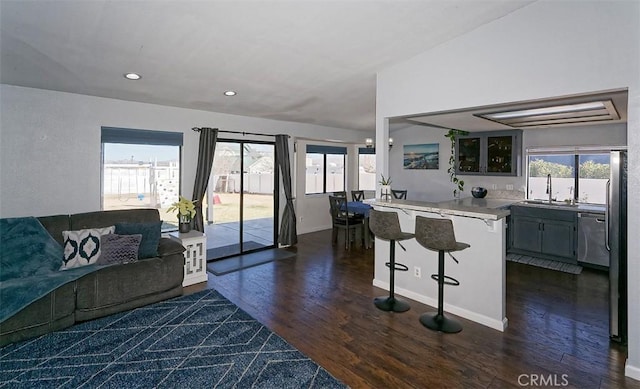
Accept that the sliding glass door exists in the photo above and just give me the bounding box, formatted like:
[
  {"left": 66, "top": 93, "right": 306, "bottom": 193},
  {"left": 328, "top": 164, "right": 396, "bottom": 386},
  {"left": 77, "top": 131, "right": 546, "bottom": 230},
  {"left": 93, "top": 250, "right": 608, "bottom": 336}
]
[{"left": 205, "top": 140, "right": 277, "bottom": 260}]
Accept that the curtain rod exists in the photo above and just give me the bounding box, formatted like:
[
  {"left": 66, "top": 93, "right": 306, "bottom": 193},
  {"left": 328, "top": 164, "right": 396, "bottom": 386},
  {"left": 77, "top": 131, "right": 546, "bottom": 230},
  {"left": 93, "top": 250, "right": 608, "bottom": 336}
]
[{"left": 191, "top": 127, "right": 289, "bottom": 138}]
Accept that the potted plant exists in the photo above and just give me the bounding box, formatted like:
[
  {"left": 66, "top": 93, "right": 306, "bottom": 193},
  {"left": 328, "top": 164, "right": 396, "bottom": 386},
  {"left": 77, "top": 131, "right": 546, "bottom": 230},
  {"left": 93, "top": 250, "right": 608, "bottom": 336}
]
[
  {"left": 444, "top": 129, "right": 469, "bottom": 198},
  {"left": 167, "top": 196, "right": 197, "bottom": 233},
  {"left": 379, "top": 175, "right": 392, "bottom": 200}
]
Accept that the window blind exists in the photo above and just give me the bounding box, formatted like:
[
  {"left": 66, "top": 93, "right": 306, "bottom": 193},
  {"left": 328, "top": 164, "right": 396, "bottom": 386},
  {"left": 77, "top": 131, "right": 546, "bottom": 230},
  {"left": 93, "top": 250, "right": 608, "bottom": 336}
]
[
  {"left": 101, "top": 127, "right": 183, "bottom": 146},
  {"left": 306, "top": 145, "right": 347, "bottom": 154}
]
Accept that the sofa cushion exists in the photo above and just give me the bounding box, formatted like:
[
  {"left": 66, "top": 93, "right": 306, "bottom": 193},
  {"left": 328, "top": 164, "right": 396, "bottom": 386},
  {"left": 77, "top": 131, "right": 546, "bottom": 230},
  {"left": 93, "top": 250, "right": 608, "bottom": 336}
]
[
  {"left": 157, "top": 237, "right": 187, "bottom": 257},
  {"left": 114, "top": 221, "right": 162, "bottom": 259},
  {"left": 0, "top": 217, "right": 63, "bottom": 282},
  {"left": 75, "top": 253, "right": 184, "bottom": 316},
  {"left": 61, "top": 226, "right": 115, "bottom": 270},
  {"left": 38, "top": 215, "right": 71, "bottom": 246},
  {"left": 0, "top": 281, "right": 76, "bottom": 346},
  {"left": 0, "top": 263, "right": 102, "bottom": 323},
  {"left": 97, "top": 234, "right": 142, "bottom": 265},
  {"left": 71, "top": 209, "right": 160, "bottom": 230}
]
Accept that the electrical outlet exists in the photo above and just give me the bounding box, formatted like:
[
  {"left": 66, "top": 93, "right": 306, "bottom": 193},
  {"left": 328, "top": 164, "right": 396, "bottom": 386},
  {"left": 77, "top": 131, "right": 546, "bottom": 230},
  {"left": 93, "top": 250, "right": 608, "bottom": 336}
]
[
  {"left": 414, "top": 266, "right": 421, "bottom": 278},
  {"left": 506, "top": 184, "right": 514, "bottom": 190}
]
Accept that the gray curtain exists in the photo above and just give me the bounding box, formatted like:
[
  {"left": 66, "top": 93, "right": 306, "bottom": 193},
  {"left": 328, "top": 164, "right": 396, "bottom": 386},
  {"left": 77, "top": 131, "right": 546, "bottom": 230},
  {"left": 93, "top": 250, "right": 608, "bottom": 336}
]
[
  {"left": 275, "top": 134, "right": 297, "bottom": 246},
  {"left": 192, "top": 128, "right": 218, "bottom": 232}
]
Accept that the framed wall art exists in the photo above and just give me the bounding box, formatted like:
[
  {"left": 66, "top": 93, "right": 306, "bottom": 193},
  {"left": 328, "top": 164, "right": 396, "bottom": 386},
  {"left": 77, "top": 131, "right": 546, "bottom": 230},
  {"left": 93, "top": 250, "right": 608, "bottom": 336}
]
[{"left": 403, "top": 143, "right": 439, "bottom": 169}]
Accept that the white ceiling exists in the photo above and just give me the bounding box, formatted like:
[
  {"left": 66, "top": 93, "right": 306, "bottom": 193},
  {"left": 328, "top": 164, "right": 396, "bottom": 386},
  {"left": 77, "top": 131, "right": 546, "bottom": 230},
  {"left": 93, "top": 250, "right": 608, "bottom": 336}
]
[{"left": 0, "top": 0, "right": 534, "bottom": 132}]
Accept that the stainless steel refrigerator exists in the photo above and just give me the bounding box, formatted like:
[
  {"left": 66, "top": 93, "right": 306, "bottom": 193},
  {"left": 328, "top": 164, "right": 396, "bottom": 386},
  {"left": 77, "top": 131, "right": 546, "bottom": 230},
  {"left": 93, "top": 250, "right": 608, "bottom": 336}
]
[{"left": 607, "top": 150, "right": 627, "bottom": 343}]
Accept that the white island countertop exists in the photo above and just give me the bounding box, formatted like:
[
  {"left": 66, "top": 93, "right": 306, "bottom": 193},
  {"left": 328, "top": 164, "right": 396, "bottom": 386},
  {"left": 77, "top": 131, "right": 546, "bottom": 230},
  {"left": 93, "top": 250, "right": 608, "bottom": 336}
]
[{"left": 367, "top": 197, "right": 516, "bottom": 220}]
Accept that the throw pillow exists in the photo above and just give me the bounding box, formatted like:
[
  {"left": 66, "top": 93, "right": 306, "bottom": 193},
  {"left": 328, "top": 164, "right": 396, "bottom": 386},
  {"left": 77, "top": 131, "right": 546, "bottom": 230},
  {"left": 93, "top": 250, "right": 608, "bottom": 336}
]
[
  {"left": 114, "top": 221, "right": 161, "bottom": 259},
  {"left": 97, "top": 233, "right": 142, "bottom": 265},
  {"left": 61, "top": 226, "right": 115, "bottom": 270}
]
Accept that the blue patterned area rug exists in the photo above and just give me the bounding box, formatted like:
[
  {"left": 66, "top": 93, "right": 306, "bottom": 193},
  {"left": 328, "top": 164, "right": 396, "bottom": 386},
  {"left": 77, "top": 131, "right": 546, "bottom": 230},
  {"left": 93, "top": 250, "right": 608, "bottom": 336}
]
[{"left": 0, "top": 290, "right": 345, "bottom": 388}]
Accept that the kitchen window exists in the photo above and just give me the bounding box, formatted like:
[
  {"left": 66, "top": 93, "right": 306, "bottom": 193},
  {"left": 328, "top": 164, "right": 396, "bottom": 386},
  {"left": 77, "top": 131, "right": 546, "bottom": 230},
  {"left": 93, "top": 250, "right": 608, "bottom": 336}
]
[
  {"left": 305, "top": 145, "right": 346, "bottom": 194},
  {"left": 527, "top": 151, "right": 610, "bottom": 204}
]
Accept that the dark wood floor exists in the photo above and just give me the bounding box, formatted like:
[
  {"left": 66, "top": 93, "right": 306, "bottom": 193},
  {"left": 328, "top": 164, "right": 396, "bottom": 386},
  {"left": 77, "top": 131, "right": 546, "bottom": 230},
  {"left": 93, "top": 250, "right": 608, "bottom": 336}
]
[{"left": 187, "top": 229, "right": 639, "bottom": 389}]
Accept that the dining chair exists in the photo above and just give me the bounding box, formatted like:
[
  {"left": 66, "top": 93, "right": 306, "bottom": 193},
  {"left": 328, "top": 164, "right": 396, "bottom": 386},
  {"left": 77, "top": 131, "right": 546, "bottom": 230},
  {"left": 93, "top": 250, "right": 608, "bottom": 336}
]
[
  {"left": 391, "top": 189, "right": 408, "bottom": 199},
  {"left": 332, "top": 191, "right": 347, "bottom": 198},
  {"left": 351, "top": 190, "right": 365, "bottom": 201},
  {"left": 328, "top": 195, "right": 364, "bottom": 249}
]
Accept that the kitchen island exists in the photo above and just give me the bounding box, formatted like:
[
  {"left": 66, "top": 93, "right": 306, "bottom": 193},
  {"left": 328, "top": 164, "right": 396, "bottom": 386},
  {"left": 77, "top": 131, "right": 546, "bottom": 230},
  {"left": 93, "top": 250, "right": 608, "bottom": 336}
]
[{"left": 368, "top": 197, "right": 514, "bottom": 331}]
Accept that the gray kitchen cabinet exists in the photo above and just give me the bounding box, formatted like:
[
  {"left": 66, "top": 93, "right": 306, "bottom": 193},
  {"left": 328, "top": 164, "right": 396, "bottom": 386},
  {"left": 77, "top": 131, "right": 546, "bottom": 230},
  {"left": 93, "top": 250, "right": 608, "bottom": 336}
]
[
  {"left": 509, "top": 205, "right": 577, "bottom": 263},
  {"left": 455, "top": 130, "right": 522, "bottom": 176},
  {"left": 541, "top": 220, "right": 575, "bottom": 259},
  {"left": 512, "top": 216, "right": 540, "bottom": 252}
]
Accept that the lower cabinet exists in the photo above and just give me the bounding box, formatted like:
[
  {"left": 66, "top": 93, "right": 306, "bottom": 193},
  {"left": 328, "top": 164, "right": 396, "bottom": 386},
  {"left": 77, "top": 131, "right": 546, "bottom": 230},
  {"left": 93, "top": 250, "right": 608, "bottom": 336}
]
[
  {"left": 540, "top": 220, "right": 575, "bottom": 259},
  {"left": 512, "top": 216, "right": 541, "bottom": 253},
  {"left": 509, "top": 206, "right": 577, "bottom": 263}
]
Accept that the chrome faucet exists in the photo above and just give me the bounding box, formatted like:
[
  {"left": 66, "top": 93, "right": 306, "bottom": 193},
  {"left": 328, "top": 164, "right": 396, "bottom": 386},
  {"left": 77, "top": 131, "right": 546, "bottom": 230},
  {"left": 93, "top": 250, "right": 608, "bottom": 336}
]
[
  {"left": 546, "top": 174, "right": 553, "bottom": 203},
  {"left": 569, "top": 186, "right": 575, "bottom": 205}
]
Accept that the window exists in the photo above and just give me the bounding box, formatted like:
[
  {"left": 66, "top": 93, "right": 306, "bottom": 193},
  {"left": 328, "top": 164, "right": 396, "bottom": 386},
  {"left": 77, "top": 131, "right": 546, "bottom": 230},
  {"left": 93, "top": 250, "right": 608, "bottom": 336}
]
[
  {"left": 305, "top": 153, "right": 325, "bottom": 194},
  {"left": 101, "top": 127, "right": 183, "bottom": 230},
  {"left": 527, "top": 152, "right": 610, "bottom": 204},
  {"left": 578, "top": 154, "right": 610, "bottom": 204},
  {"left": 358, "top": 147, "right": 376, "bottom": 190},
  {"left": 305, "top": 145, "right": 346, "bottom": 194}
]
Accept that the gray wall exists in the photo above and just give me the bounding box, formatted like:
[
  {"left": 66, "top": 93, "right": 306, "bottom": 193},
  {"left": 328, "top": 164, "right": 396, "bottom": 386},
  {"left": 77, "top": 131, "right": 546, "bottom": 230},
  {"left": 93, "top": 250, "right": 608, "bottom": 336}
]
[{"left": 388, "top": 123, "right": 626, "bottom": 202}]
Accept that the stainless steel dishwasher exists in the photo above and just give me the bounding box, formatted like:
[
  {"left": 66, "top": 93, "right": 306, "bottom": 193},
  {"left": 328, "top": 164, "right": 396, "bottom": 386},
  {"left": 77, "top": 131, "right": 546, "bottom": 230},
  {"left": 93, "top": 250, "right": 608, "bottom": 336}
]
[{"left": 577, "top": 212, "right": 609, "bottom": 268}]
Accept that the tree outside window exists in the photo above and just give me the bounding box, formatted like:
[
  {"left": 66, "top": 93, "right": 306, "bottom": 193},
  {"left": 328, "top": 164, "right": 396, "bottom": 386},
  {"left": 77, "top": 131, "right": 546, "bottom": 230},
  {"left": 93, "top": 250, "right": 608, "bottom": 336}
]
[{"left": 527, "top": 153, "right": 609, "bottom": 204}]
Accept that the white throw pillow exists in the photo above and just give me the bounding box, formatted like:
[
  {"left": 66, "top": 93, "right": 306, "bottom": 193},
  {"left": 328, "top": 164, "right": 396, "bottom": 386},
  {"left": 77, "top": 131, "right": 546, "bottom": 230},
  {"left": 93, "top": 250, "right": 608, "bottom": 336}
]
[{"left": 60, "top": 226, "right": 115, "bottom": 270}]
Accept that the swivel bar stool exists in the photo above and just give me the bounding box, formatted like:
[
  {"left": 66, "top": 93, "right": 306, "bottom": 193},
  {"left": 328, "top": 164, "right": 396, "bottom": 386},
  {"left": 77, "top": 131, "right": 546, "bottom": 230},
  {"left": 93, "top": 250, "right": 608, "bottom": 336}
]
[
  {"left": 414, "top": 216, "right": 469, "bottom": 333},
  {"left": 369, "top": 209, "right": 414, "bottom": 312}
]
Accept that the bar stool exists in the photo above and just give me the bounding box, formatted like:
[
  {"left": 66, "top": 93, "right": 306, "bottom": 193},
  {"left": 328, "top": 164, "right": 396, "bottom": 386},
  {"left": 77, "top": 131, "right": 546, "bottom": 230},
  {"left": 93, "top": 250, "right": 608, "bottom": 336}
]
[
  {"left": 369, "top": 209, "right": 414, "bottom": 312},
  {"left": 414, "top": 216, "right": 469, "bottom": 333}
]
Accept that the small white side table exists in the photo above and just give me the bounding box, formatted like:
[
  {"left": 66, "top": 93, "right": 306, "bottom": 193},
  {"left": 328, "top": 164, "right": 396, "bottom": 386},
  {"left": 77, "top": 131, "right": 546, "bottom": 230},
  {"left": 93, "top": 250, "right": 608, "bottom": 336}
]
[{"left": 168, "top": 230, "right": 208, "bottom": 287}]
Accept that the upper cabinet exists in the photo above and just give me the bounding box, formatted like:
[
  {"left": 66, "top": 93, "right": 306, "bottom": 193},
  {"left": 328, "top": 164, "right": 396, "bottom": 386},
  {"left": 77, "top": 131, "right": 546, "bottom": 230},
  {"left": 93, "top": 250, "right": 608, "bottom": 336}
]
[{"left": 455, "top": 130, "right": 522, "bottom": 176}]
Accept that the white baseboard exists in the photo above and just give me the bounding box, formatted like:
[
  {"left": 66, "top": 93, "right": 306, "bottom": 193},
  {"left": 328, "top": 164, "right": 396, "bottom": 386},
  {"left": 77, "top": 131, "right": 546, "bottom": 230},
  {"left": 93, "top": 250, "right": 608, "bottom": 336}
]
[
  {"left": 297, "top": 225, "right": 332, "bottom": 235},
  {"left": 626, "top": 362, "right": 640, "bottom": 381},
  {"left": 372, "top": 279, "right": 507, "bottom": 332}
]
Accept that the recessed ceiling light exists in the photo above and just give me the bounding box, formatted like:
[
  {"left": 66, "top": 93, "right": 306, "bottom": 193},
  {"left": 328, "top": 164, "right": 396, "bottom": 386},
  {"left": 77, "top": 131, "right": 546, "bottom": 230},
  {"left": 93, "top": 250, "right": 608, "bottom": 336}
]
[
  {"left": 124, "top": 73, "right": 141, "bottom": 80},
  {"left": 223, "top": 90, "right": 237, "bottom": 96}
]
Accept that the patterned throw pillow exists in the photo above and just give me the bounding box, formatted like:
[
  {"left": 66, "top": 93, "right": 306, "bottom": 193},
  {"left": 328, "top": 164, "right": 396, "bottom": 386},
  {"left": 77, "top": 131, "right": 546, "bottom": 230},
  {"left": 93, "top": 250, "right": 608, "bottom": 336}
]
[
  {"left": 60, "top": 226, "right": 115, "bottom": 270},
  {"left": 96, "top": 234, "right": 142, "bottom": 265},
  {"left": 114, "top": 221, "right": 162, "bottom": 259}
]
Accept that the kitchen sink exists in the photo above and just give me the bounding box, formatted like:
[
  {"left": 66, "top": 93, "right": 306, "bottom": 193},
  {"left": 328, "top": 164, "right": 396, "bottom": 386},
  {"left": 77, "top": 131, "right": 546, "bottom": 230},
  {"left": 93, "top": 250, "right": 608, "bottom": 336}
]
[{"left": 520, "top": 200, "right": 579, "bottom": 208}]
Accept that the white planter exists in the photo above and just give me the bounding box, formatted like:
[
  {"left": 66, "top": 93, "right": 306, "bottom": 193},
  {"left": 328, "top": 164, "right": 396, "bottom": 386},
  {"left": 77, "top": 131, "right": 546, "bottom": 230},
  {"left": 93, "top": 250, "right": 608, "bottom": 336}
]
[{"left": 380, "top": 185, "right": 391, "bottom": 200}]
